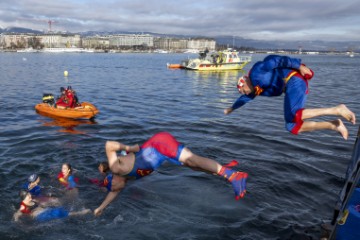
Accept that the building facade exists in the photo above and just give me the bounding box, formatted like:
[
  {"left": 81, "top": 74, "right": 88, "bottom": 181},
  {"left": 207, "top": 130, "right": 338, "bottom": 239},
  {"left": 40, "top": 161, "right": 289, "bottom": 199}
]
[
  {"left": 40, "top": 34, "right": 81, "bottom": 48},
  {"left": 0, "top": 33, "right": 216, "bottom": 51},
  {"left": 108, "top": 34, "right": 154, "bottom": 48},
  {"left": 82, "top": 36, "right": 110, "bottom": 49}
]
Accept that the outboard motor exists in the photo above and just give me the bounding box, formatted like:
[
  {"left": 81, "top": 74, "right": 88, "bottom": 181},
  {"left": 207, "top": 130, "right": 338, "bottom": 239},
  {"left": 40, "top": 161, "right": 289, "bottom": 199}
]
[{"left": 42, "top": 93, "right": 55, "bottom": 105}]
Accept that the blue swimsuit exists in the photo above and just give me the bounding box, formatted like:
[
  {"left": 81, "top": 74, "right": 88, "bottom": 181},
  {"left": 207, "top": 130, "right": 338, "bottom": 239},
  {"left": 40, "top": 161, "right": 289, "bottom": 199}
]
[
  {"left": 103, "top": 174, "right": 113, "bottom": 192},
  {"left": 36, "top": 207, "right": 69, "bottom": 222},
  {"left": 23, "top": 183, "right": 41, "bottom": 196},
  {"left": 124, "top": 132, "right": 184, "bottom": 179}
]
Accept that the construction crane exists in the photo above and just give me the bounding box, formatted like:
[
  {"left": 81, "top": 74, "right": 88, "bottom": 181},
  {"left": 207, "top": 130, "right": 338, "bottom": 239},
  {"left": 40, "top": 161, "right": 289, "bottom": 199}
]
[
  {"left": 17, "top": 18, "right": 58, "bottom": 33},
  {"left": 44, "top": 20, "right": 57, "bottom": 32}
]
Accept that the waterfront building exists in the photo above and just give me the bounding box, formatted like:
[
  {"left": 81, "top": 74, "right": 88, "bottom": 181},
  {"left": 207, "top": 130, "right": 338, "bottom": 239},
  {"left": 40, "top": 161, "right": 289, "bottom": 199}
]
[
  {"left": 153, "top": 37, "right": 215, "bottom": 52},
  {"left": 0, "top": 33, "right": 33, "bottom": 48},
  {"left": 154, "top": 37, "right": 187, "bottom": 51},
  {"left": 187, "top": 38, "right": 216, "bottom": 51},
  {"left": 82, "top": 36, "right": 110, "bottom": 49},
  {"left": 109, "top": 34, "right": 154, "bottom": 48},
  {"left": 40, "top": 33, "right": 81, "bottom": 48},
  {"left": 0, "top": 32, "right": 216, "bottom": 52}
]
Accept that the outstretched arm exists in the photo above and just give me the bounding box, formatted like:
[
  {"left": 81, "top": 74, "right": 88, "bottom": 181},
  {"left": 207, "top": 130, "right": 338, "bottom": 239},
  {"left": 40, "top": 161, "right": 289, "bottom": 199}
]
[
  {"left": 224, "top": 94, "right": 255, "bottom": 115},
  {"left": 94, "top": 191, "right": 120, "bottom": 216},
  {"left": 93, "top": 174, "right": 127, "bottom": 216}
]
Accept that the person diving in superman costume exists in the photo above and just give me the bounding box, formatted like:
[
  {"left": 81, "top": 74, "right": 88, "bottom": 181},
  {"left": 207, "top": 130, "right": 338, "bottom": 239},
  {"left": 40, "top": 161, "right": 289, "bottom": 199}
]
[
  {"left": 94, "top": 132, "right": 248, "bottom": 216},
  {"left": 224, "top": 55, "right": 356, "bottom": 140}
]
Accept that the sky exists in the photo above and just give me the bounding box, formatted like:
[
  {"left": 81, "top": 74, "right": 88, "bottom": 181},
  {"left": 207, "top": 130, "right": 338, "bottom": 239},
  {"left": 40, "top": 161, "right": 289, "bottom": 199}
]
[{"left": 1, "top": 0, "right": 359, "bottom": 42}]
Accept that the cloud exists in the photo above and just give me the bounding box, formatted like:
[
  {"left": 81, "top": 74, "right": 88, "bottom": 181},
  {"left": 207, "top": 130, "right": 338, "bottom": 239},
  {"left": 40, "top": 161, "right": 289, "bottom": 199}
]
[{"left": 0, "top": 0, "right": 359, "bottom": 41}]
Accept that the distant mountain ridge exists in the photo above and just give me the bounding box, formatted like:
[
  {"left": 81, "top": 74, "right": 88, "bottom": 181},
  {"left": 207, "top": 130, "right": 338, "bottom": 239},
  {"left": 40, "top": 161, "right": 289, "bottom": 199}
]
[
  {"left": 215, "top": 35, "right": 360, "bottom": 52},
  {"left": 1, "top": 27, "right": 359, "bottom": 52},
  {"left": 0, "top": 27, "right": 42, "bottom": 34}
]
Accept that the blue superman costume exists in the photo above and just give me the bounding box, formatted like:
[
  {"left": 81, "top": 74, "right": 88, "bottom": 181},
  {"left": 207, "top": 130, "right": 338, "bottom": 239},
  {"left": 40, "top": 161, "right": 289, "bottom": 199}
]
[
  {"left": 230, "top": 55, "right": 314, "bottom": 134},
  {"left": 122, "top": 132, "right": 247, "bottom": 200},
  {"left": 124, "top": 132, "right": 185, "bottom": 179}
]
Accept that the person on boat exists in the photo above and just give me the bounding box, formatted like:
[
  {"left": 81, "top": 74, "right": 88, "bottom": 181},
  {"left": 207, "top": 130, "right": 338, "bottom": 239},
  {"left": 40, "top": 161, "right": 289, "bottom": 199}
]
[
  {"left": 56, "top": 86, "right": 80, "bottom": 109},
  {"left": 58, "top": 163, "right": 78, "bottom": 190},
  {"left": 56, "top": 86, "right": 74, "bottom": 109},
  {"left": 13, "top": 190, "right": 91, "bottom": 222},
  {"left": 94, "top": 131, "right": 248, "bottom": 216},
  {"left": 224, "top": 55, "right": 356, "bottom": 140},
  {"left": 67, "top": 86, "right": 81, "bottom": 107}
]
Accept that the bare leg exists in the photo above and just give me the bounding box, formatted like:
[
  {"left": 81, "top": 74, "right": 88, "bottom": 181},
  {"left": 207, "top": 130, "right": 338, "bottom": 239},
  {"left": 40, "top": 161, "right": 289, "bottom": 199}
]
[
  {"left": 69, "top": 209, "right": 91, "bottom": 217},
  {"left": 178, "top": 147, "right": 222, "bottom": 174},
  {"left": 178, "top": 147, "right": 248, "bottom": 200},
  {"left": 299, "top": 119, "right": 349, "bottom": 140},
  {"left": 302, "top": 104, "right": 356, "bottom": 124}
]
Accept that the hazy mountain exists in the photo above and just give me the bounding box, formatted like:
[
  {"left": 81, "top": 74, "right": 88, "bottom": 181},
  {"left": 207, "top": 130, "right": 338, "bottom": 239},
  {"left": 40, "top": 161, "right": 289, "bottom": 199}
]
[
  {"left": 215, "top": 36, "right": 360, "bottom": 52},
  {"left": 0, "top": 27, "right": 42, "bottom": 34}
]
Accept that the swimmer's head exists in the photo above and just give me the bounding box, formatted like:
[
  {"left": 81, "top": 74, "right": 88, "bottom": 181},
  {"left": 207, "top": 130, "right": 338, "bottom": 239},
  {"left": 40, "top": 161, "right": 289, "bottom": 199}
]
[
  {"left": 19, "top": 189, "right": 30, "bottom": 201},
  {"left": 28, "top": 174, "right": 39, "bottom": 183},
  {"left": 62, "top": 163, "right": 72, "bottom": 176},
  {"left": 98, "top": 161, "right": 109, "bottom": 174},
  {"left": 237, "top": 75, "right": 254, "bottom": 95}
]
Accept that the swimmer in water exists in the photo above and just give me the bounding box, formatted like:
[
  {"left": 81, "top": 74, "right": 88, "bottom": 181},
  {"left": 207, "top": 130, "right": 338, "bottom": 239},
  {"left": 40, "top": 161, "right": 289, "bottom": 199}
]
[
  {"left": 23, "top": 173, "right": 60, "bottom": 205},
  {"left": 58, "top": 163, "right": 78, "bottom": 190},
  {"left": 94, "top": 131, "right": 248, "bottom": 216},
  {"left": 23, "top": 174, "right": 42, "bottom": 197},
  {"left": 13, "top": 190, "right": 91, "bottom": 222},
  {"left": 89, "top": 162, "right": 111, "bottom": 191}
]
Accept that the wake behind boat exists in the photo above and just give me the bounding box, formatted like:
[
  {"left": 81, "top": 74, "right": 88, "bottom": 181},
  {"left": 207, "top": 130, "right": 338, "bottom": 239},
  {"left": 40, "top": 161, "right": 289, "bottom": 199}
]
[{"left": 178, "top": 49, "right": 251, "bottom": 71}]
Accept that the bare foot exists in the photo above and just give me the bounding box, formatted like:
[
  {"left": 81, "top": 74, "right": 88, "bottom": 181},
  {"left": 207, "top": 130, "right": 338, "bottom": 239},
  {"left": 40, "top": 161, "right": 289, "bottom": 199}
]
[
  {"left": 224, "top": 108, "right": 233, "bottom": 115},
  {"left": 82, "top": 209, "right": 92, "bottom": 215},
  {"left": 334, "top": 119, "right": 348, "bottom": 140},
  {"left": 337, "top": 104, "right": 356, "bottom": 124}
]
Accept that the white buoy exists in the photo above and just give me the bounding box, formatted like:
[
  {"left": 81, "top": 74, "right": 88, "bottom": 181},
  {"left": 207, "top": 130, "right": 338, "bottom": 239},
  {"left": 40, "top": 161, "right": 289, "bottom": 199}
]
[{"left": 64, "top": 70, "right": 69, "bottom": 77}]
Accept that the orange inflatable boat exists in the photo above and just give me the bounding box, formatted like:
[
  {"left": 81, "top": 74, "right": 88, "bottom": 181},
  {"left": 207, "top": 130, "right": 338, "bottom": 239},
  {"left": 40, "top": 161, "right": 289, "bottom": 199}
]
[
  {"left": 167, "top": 63, "right": 183, "bottom": 69},
  {"left": 35, "top": 102, "right": 99, "bottom": 119}
]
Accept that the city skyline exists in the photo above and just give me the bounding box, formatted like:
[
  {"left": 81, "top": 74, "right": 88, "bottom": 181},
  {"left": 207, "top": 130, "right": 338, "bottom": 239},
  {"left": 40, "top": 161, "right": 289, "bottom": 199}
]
[{"left": 1, "top": 0, "right": 359, "bottom": 42}]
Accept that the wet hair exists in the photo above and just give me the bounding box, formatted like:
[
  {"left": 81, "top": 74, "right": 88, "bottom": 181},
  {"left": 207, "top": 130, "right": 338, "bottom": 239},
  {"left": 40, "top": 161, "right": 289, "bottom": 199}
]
[
  {"left": 63, "top": 163, "right": 73, "bottom": 174},
  {"left": 60, "top": 87, "right": 65, "bottom": 92},
  {"left": 19, "top": 189, "right": 29, "bottom": 201},
  {"left": 28, "top": 174, "right": 38, "bottom": 183},
  {"left": 99, "top": 161, "right": 109, "bottom": 173}
]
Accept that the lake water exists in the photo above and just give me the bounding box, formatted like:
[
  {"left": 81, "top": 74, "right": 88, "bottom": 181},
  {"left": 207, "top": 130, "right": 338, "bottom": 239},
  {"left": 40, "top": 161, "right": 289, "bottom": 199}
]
[{"left": 0, "top": 52, "right": 359, "bottom": 240}]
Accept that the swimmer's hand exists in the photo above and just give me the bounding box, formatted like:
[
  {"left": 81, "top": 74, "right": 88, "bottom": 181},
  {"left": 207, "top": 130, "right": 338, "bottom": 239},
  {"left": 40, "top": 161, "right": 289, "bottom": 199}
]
[
  {"left": 13, "top": 211, "right": 22, "bottom": 222},
  {"left": 94, "top": 207, "right": 103, "bottom": 217},
  {"left": 126, "top": 144, "right": 140, "bottom": 152},
  {"left": 224, "top": 107, "right": 233, "bottom": 115}
]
